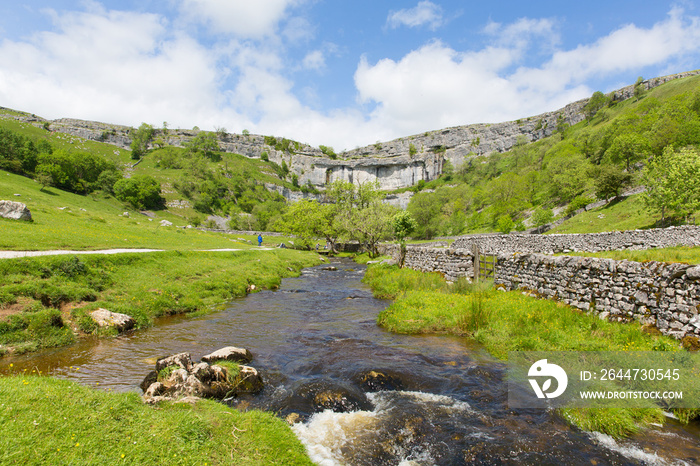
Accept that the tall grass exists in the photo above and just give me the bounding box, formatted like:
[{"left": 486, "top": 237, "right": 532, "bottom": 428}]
[
  {"left": 365, "top": 264, "right": 689, "bottom": 437},
  {"left": 559, "top": 245, "right": 700, "bottom": 265}
]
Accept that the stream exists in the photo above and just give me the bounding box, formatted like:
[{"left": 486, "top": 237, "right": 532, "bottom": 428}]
[{"left": 1, "top": 258, "right": 699, "bottom": 465}]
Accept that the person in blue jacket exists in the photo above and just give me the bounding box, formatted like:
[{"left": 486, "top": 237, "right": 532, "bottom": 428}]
[{"left": 257, "top": 234, "right": 263, "bottom": 247}]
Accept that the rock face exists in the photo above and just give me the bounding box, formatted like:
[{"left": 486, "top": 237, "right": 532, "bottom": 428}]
[
  {"left": 8, "top": 71, "right": 699, "bottom": 193},
  {"left": 141, "top": 349, "right": 263, "bottom": 404},
  {"left": 90, "top": 308, "right": 135, "bottom": 333},
  {"left": 0, "top": 200, "right": 32, "bottom": 221}
]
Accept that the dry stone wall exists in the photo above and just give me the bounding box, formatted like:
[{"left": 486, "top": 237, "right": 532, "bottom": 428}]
[
  {"left": 382, "top": 232, "right": 700, "bottom": 341},
  {"left": 452, "top": 225, "right": 700, "bottom": 254}
]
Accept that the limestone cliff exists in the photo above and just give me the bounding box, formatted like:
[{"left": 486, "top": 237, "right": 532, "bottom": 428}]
[{"left": 6, "top": 70, "right": 700, "bottom": 194}]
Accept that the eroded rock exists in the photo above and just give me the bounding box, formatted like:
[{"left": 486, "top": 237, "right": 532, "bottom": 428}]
[
  {"left": 142, "top": 347, "right": 262, "bottom": 404},
  {"left": 0, "top": 200, "right": 32, "bottom": 221},
  {"left": 90, "top": 308, "right": 135, "bottom": 333}
]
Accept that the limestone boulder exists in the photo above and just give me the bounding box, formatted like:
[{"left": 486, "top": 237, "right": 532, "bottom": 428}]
[
  {"left": 90, "top": 308, "right": 135, "bottom": 333},
  {"left": 201, "top": 346, "right": 253, "bottom": 364},
  {"left": 0, "top": 200, "right": 32, "bottom": 221},
  {"left": 142, "top": 347, "right": 262, "bottom": 404}
]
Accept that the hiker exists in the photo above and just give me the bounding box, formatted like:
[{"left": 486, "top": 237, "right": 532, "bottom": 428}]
[{"left": 258, "top": 234, "right": 263, "bottom": 247}]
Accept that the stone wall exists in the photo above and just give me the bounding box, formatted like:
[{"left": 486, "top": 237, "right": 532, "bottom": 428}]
[
  {"left": 494, "top": 253, "right": 700, "bottom": 341},
  {"left": 382, "top": 241, "right": 700, "bottom": 341},
  {"left": 452, "top": 225, "right": 700, "bottom": 254}
]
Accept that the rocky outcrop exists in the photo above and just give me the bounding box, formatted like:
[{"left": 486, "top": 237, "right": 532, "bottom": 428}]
[
  {"left": 90, "top": 308, "right": 135, "bottom": 333},
  {"left": 6, "top": 71, "right": 699, "bottom": 192},
  {"left": 0, "top": 200, "right": 32, "bottom": 221},
  {"left": 141, "top": 349, "right": 263, "bottom": 404}
]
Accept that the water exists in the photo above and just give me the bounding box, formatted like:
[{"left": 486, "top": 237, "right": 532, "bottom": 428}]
[{"left": 2, "top": 259, "right": 699, "bottom": 465}]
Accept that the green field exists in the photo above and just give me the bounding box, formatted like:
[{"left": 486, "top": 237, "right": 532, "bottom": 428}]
[{"left": 0, "top": 374, "right": 312, "bottom": 465}]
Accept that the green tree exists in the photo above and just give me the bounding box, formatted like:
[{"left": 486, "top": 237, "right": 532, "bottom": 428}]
[
  {"left": 113, "top": 175, "right": 164, "bottom": 210},
  {"left": 593, "top": 165, "right": 632, "bottom": 201},
  {"left": 409, "top": 143, "right": 417, "bottom": 156},
  {"left": 642, "top": 147, "right": 700, "bottom": 224},
  {"left": 186, "top": 132, "right": 220, "bottom": 160},
  {"left": 392, "top": 210, "right": 418, "bottom": 267},
  {"left": 130, "top": 123, "right": 155, "bottom": 160},
  {"left": 496, "top": 215, "right": 514, "bottom": 234},
  {"left": 584, "top": 91, "right": 611, "bottom": 121},
  {"left": 531, "top": 206, "right": 554, "bottom": 233},
  {"left": 634, "top": 76, "right": 645, "bottom": 101},
  {"left": 605, "top": 133, "right": 650, "bottom": 171},
  {"left": 279, "top": 200, "right": 343, "bottom": 252}
]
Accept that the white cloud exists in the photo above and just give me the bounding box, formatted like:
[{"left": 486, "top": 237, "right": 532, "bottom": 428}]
[
  {"left": 180, "top": 0, "right": 299, "bottom": 38},
  {"left": 302, "top": 50, "right": 325, "bottom": 70},
  {"left": 0, "top": 7, "right": 240, "bottom": 130},
  {"left": 355, "top": 8, "right": 700, "bottom": 142},
  {"left": 387, "top": 1, "right": 444, "bottom": 30}
]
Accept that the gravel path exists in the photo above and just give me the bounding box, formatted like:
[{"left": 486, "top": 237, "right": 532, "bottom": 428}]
[{"left": 0, "top": 247, "right": 278, "bottom": 259}]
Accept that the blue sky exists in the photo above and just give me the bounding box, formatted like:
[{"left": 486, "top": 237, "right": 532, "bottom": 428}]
[{"left": 1, "top": 1, "right": 699, "bottom": 150}]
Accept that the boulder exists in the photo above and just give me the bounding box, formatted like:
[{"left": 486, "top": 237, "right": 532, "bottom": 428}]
[
  {"left": 0, "top": 200, "right": 32, "bottom": 221},
  {"left": 142, "top": 349, "right": 263, "bottom": 404},
  {"left": 90, "top": 308, "right": 135, "bottom": 332},
  {"left": 201, "top": 346, "right": 253, "bottom": 364},
  {"left": 155, "top": 352, "right": 193, "bottom": 372},
  {"left": 159, "top": 219, "right": 173, "bottom": 227}
]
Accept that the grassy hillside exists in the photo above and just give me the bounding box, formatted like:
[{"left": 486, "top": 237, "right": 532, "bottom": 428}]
[
  {"left": 0, "top": 169, "right": 261, "bottom": 250},
  {"left": 406, "top": 74, "right": 700, "bottom": 238}
]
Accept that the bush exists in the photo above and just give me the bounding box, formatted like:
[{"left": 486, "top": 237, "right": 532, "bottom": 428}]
[{"left": 113, "top": 175, "right": 165, "bottom": 210}]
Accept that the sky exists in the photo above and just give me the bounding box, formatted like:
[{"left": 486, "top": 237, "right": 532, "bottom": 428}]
[{"left": 1, "top": 1, "right": 700, "bottom": 151}]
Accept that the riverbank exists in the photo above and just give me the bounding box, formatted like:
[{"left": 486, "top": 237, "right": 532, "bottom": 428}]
[
  {"left": 0, "top": 249, "right": 321, "bottom": 355},
  {"left": 0, "top": 373, "right": 313, "bottom": 465},
  {"left": 363, "top": 263, "right": 698, "bottom": 437}
]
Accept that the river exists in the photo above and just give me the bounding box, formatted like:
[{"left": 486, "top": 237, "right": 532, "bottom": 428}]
[{"left": 1, "top": 258, "right": 699, "bottom": 465}]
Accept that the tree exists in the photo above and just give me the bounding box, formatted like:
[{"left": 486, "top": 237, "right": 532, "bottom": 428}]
[
  {"left": 593, "top": 165, "right": 632, "bottom": 201},
  {"left": 392, "top": 210, "right": 417, "bottom": 267},
  {"left": 634, "top": 76, "right": 645, "bottom": 101},
  {"left": 605, "top": 133, "right": 650, "bottom": 171},
  {"left": 185, "top": 132, "right": 220, "bottom": 160},
  {"left": 531, "top": 206, "right": 554, "bottom": 233},
  {"left": 279, "top": 200, "right": 342, "bottom": 252},
  {"left": 642, "top": 147, "right": 700, "bottom": 225},
  {"left": 130, "top": 123, "right": 155, "bottom": 160},
  {"left": 113, "top": 175, "right": 164, "bottom": 210},
  {"left": 584, "top": 91, "right": 611, "bottom": 121}
]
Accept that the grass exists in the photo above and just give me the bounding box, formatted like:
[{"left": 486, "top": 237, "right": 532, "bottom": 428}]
[
  {"left": 364, "top": 264, "right": 689, "bottom": 437},
  {"left": 0, "top": 169, "right": 296, "bottom": 250},
  {"left": 0, "top": 374, "right": 313, "bottom": 465},
  {"left": 549, "top": 194, "right": 698, "bottom": 234},
  {"left": 0, "top": 249, "right": 320, "bottom": 354},
  {"left": 557, "top": 245, "right": 700, "bottom": 265}
]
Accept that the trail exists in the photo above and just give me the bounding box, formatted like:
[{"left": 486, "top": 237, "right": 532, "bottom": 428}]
[{"left": 0, "top": 247, "right": 277, "bottom": 259}]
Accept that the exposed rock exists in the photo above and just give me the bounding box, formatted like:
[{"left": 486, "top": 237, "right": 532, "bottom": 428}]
[
  {"left": 142, "top": 348, "right": 262, "bottom": 404},
  {"left": 155, "top": 352, "right": 193, "bottom": 372},
  {"left": 285, "top": 413, "right": 301, "bottom": 425},
  {"left": 358, "top": 370, "right": 404, "bottom": 392},
  {"left": 90, "top": 308, "right": 135, "bottom": 332},
  {"left": 322, "top": 266, "right": 338, "bottom": 271},
  {"left": 201, "top": 346, "right": 253, "bottom": 364},
  {"left": 159, "top": 220, "right": 173, "bottom": 227},
  {"left": 0, "top": 200, "right": 32, "bottom": 221}
]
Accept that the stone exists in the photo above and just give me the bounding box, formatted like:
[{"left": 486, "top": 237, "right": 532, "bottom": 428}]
[
  {"left": 0, "top": 200, "right": 32, "bottom": 221},
  {"left": 686, "top": 266, "right": 700, "bottom": 281},
  {"left": 90, "top": 308, "right": 135, "bottom": 332},
  {"left": 155, "top": 352, "right": 193, "bottom": 372},
  {"left": 234, "top": 365, "right": 264, "bottom": 394},
  {"left": 201, "top": 346, "right": 253, "bottom": 364},
  {"left": 159, "top": 220, "right": 173, "bottom": 227}
]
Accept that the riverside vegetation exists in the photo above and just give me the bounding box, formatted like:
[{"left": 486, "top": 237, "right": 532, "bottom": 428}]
[{"left": 363, "top": 263, "right": 699, "bottom": 437}]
